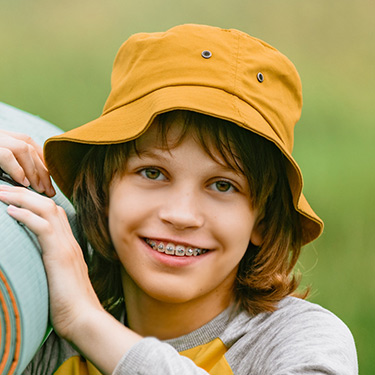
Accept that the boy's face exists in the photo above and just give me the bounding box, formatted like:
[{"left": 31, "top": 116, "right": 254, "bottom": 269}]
[{"left": 107, "top": 116, "right": 261, "bottom": 311}]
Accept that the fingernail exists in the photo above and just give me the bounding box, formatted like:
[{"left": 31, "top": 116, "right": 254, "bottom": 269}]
[
  {"left": 7, "top": 204, "right": 17, "bottom": 213},
  {"left": 48, "top": 186, "right": 56, "bottom": 197},
  {"left": 23, "top": 177, "right": 30, "bottom": 187}
]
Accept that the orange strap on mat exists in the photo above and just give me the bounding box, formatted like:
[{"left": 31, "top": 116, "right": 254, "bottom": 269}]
[{"left": 0, "top": 269, "right": 21, "bottom": 375}]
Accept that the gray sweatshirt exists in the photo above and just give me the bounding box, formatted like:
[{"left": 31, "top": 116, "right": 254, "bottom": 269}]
[{"left": 24, "top": 297, "right": 358, "bottom": 375}]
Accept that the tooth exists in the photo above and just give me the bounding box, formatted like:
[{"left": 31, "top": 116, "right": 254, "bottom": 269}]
[
  {"left": 185, "top": 247, "right": 193, "bottom": 256},
  {"left": 175, "top": 245, "right": 186, "bottom": 256},
  {"left": 157, "top": 242, "right": 165, "bottom": 253},
  {"left": 193, "top": 248, "right": 201, "bottom": 256},
  {"left": 165, "top": 243, "right": 175, "bottom": 255},
  {"left": 152, "top": 240, "right": 203, "bottom": 257},
  {"left": 145, "top": 239, "right": 155, "bottom": 249}
]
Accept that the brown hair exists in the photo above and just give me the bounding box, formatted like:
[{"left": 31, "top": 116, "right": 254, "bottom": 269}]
[{"left": 73, "top": 110, "right": 304, "bottom": 318}]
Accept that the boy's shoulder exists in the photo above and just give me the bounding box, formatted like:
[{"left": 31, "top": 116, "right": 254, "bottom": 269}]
[
  {"left": 223, "top": 296, "right": 352, "bottom": 335},
  {"left": 260, "top": 296, "right": 354, "bottom": 339},
  {"left": 222, "top": 297, "right": 358, "bottom": 374},
  {"left": 164, "top": 297, "right": 357, "bottom": 374},
  {"left": 225, "top": 296, "right": 356, "bottom": 349}
]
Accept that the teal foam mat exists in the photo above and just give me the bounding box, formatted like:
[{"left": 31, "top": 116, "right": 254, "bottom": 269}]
[{"left": 0, "top": 102, "right": 78, "bottom": 374}]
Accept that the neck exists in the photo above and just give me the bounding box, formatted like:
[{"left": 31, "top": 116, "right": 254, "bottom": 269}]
[{"left": 121, "top": 271, "right": 234, "bottom": 340}]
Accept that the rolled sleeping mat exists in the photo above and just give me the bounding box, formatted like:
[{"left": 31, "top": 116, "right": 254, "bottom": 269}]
[{"left": 0, "top": 102, "right": 77, "bottom": 375}]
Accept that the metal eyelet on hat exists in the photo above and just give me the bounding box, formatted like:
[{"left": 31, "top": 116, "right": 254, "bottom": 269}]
[
  {"left": 201, "top": 50, "right": 212, "bottom": 59},
  {"left": 257, "top": 72, "right": 264, "bottom": 83}
]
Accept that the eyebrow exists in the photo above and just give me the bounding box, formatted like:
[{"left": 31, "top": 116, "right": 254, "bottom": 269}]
[
  {"left": 134, "top": 148, "right": 171, "bottom": 161},
  {"left": 134, "top": 147, "right": 245, "bottom": 177}
]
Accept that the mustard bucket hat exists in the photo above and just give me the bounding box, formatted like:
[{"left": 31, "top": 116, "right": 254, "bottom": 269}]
[{"left": 44, "top": 23, "right": 323, "bottom": 245}]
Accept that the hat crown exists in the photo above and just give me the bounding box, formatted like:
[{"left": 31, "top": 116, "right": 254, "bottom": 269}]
[
  {"left": 44, "top": 24, "right": 323, "bottom": 244},
  {"left": 104, "top": 24, "right": 302, "bottom": 153}
]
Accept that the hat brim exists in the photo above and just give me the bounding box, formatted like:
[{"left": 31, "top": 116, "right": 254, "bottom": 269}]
[{"left": 44, "top": 85, "right": 323, "bottom": 244}]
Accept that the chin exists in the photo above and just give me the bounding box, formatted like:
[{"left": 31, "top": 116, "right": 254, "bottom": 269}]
[{"left": 147, "top": 286, "right": 202, "bottom": 304}]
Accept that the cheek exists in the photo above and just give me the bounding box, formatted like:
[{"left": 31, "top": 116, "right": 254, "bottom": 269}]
[
  {"left": 216, "top": 205, "right": 256, "bottom": 249},
  {"left": 107, "top": 184, "right": 159, "bottom": 252},
  {"left": 107, "top": 193, "right": 133, "bottom": 250},
  {"left": 108, "top": 184, "right": 143, "bottom": 224},
  {"left": 107, "top": 201, "right": 141, "bottom": 272}
]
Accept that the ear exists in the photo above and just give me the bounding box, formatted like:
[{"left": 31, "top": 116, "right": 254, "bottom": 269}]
[
  {"left": 250, "top": 229, "right": 262, "bottom": 247},
  {"left": 250, "top": 219, "right": 264, "bottom": 247}
]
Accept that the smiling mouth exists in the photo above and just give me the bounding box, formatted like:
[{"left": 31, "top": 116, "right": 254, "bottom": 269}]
[{"left": 144, "top": 238, "right": 208, "bottom": 257}]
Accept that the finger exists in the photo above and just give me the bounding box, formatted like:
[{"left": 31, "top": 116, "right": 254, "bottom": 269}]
[
  {"left": 19, "top": 144, "right": 55, "bottom": 197},
  {"left": 0, "top": 148, "right": 31, "bottom": 186},
  {"left": 4, "top": 132, "right": 54, "bottom": 195},
  {"left": 7, "top": 204, "right": 51, "bottom": 237},
  {"left": 0, "top": 136, "right": 55, "bottom": 196},
  {"left": 0, "top": 143, "right": 43, "bottom": 192},
  {"left": 0, "top": 130, "right": 44, "bottom": 160},
  {"left": 0, "top": 185, "right": 57, "bottom": 219},
  {"left": 1, "top": 187, "right": 71, "bottom": 249}
]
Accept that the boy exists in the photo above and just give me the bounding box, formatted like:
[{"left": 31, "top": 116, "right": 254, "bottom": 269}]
[{"left": 0, "top": 24, "right": 357, "bottom": 374}]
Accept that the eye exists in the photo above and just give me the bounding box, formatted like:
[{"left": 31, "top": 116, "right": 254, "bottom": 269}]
[
  {"left": 140, "top": 168, "right": 165, "bottom": 181},
  {"left": 211, "top": 180, "right": 235, "bottom": 193}
]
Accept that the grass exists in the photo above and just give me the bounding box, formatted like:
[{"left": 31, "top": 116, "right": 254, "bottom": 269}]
[
  {"left": 295, "top": 81, "right": 375, "bottom": 373},
  {"left": 1, "top": 0, "right": 374, "bottom": 372}
]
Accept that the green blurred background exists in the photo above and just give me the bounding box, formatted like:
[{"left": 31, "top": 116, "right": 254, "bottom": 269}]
[{"left": 1, "top": 0, "right": 374, "bottom": 372}]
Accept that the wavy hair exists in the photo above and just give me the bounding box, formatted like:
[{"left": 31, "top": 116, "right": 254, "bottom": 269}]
[{"left": 73, "top": 110, "right": 304, "bottom": 318}]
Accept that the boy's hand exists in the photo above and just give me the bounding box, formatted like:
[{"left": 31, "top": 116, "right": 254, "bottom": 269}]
[
  {"left": 0, "top": 185, "right": 142, "bottom": 374},
  {"left": 0, "top": 130, "right": 55, "bottom": 196},
  {"left": 0, "top": 185, "right": 102, "bottom": 340}
]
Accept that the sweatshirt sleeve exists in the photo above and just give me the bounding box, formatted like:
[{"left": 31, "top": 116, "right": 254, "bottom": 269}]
[{"left": 113, "top": 337, "right": 209, "bottom": 375}]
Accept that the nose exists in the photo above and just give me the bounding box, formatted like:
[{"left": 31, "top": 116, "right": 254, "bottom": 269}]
[{"left": 158, "top": 188, "right": 204, "bottom": 230}]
